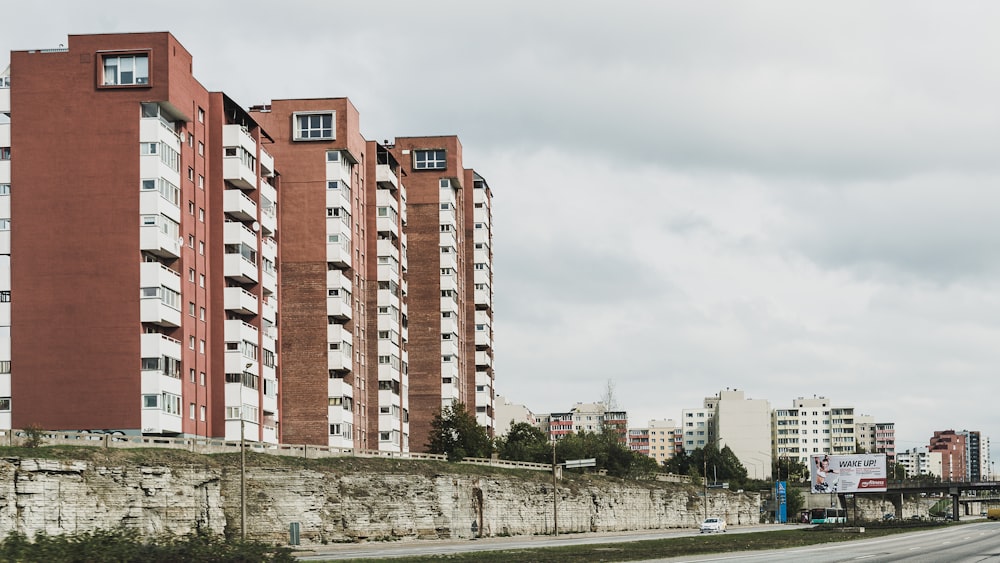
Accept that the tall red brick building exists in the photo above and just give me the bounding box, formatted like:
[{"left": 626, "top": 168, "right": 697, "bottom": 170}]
[
  {"left": 2, "top": 33, "right": 280, "bottom": 441},
  {"left": 929, "top": 430, "right": 967, "bottom": 481}
]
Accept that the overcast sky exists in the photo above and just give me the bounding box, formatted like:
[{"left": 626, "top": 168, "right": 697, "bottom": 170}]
[{"left": 5, "top": 2, "right": 1000, "bottom": 466}]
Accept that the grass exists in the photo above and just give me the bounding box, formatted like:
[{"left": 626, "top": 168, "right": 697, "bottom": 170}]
[{"left": 323, "top": 523, "right": 952, "bottom": 563}]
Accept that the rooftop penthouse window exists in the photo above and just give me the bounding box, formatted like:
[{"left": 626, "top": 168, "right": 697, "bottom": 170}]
[
  {"left": 414, "top": 149, "right": 446, "bottom": 170},
  {"left": 100, "top": 52, "right": 149, "bottom": 86},
  {"left": 293, "top": 111, "right": 335, "bottom": 141}
]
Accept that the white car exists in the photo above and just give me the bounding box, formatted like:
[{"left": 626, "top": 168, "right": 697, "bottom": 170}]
[{"left": 700, "top": 517, "right": 727, "bottom": 533}]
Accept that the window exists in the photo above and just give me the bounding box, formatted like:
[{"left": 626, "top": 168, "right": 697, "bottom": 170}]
[
  {"left": 293, "top": 112, "right": 335, "bottom": 140},
  {"left": 143, "top": 394, "right": 159, "bottom": 408},
  {"left": 0, "top": 397, "right": 9, "bottom": 411},
  {"left": 198, "top": 107, "right": 205, "bottom": 123},
  {"left": 0, "top": 184, "right": 9, "bottom": 195},
  {"left": 326, "top": 150, "right": 340, "bottom": 162},
  {"left": 0, "top": 148, "right": 9, "bottom": 161},
  {"left": 0, "top": 361, "right": 9, "bottom": 373},
  {"left": 414, "top": 150, "right": 446, "bottom": 170},
  {"left": 102, "top": 53, "right": 149, "bottom": 86}
]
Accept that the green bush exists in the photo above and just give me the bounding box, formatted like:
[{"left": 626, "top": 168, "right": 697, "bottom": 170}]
[{"left": 0, "top": 529, "right": 296, "bottom": 562}]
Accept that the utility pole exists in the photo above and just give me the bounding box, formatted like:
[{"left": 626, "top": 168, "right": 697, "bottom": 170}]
[{"left": 552, "top": 439, "right": 558, "bottom": 536}]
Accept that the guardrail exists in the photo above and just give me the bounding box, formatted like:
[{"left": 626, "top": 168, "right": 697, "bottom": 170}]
[{"left": 0, "top": 429, "right": 693, "bottom": 481}]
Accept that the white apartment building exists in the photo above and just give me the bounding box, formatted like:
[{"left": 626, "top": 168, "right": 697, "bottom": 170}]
[
  {"left": 773, "top": 396, "right": 856, "bottom": 464},
  {"left": 493, "top": 394, "right": 535, "bottom": 438},
  {"left": 897, "top": 447, "right": 943, "bottom": 478},
  {"left": 681, "top": 404, "right": 715, "bottom": 453},
  {"left": 714, "top": 389, "right": 772, "bottom": 480}
]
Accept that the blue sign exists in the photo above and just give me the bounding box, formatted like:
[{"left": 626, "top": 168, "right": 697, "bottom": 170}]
[{"left": 775, "top": 481, "right": 788, "bottom": 523}]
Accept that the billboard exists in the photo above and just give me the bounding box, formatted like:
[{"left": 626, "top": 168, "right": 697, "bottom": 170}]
[{"left": 810, "top": 453, "right": 886, "bottom": 493}]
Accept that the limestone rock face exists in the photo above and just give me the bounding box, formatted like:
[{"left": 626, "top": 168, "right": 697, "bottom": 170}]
[{"left": 0, "top": 457, "right": 763, "bottom": 545}]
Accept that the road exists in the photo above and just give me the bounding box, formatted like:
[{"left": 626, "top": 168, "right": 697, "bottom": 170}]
[
  {"left": 293, "top": 524, "right": 781, "bottom": 561},
  {"left": 295, "top": 522, "right": 1000, "bottom": 562},
  {"left": 648, "top": 521, "right": 1000, "bottom": 563}
]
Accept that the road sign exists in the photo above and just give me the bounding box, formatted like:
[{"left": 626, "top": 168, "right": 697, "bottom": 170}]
[{"left": 564, "top": 458, "right": 596, "bottom": 468}]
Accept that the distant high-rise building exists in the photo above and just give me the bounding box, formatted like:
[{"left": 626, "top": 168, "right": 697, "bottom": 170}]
[{"left": 929, "top": 430, "right": 967, "bottom": 481}]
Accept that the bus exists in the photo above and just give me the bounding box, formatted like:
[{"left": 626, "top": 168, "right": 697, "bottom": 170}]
[{"left": 810, "top": 507, "right": 847, "bottom": 524}]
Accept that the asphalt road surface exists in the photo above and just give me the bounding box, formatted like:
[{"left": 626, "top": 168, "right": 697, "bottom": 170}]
[{"left": 295, "top": 521, "right": 1000, "bottom": 562}]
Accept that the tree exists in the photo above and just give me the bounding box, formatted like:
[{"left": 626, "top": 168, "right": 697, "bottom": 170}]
[
  {"left": 887, "top": 462, "right": 907, "bottom": 480},
  {"left": 495, "top": 422, "right": 550, "bottom": 464},
  {"left": 773, "top": 456, "right": 809, "bottom": 483},
  {"left": 426, "top": 403, "right": 492, "bottom": 461}
]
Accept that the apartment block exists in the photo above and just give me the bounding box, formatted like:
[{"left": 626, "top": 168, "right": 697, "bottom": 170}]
[
  {"left": 493, "top": 394, "right": 535, "bottom": 438},
  {"left": 713, "top": 389, "right": 772, "bottom": 480},
  {"left": 897, "top": 447, "right": 943, "bottom": 478},
  {"left": 248, "top": 98, "right": 373, "bottom": 450},
  {"left": 387, "top": 137, "right": 494, "bottom": 451},
  {"left": 929, "top": 430, "right": 967, "bottom": 481},
  {"left": 3, "top": 33, "right": 278, "bottom": 441},
  {"left": 1, "top": 33, "right": 495, "bottom": 452},
  {"left": 856, "top": 415, "right": 896, "bottom": 460},
  {"left": 959, "top": 430, "right": 986, "bottom": 481},
  {"left": 772, "top": 396, "right": 856, "bottom": 464},
  {"left": 647, "top": 419, "right": 678, "bottom": 464}
]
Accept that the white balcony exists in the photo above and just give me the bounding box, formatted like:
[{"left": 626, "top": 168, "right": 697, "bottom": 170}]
[
  {"left": 326, "top": 186, "right": 351, "bottom": 210},
  {"left": 140, "top": 294, "right": 181, "bottom": 327},
  {"left": 139, "top": 225, "right": 181, "bottom": 259},
  {"left": 223, "top": 189, "right": 257, "bottom": 222},
  {"left": 327, "top": 271, "right": 352, "bottom": 293},
  {"left": 224, "top": 253, "right": 258, "bottom": 284},
  {"left": 0, "top": 161, "right": 8, "bottom": 184},
  {"left": 260, "top": 209, "right": 276, "bottom": 237},
  {"left": 223, "top": 124, "right": 257, "bottom": 154},
  {"left": 261, "top": 297, "right": 277, "bottom": 325},
  {"left": 225, "top": 350, "right": 258, "bottom": 375},
  {"left": 261, "top": 263, "right": 276, "bottom": 296},
  {"left": 140, "top": 262, "right": 181, "bottom": 294},
  {"left": 328, "top": 377, "right": 353, "bottom": 400},
  {"left": 224, "top": 286, "right": 259, "bottom": 315},
  {"left": 261, "top": 238, "right": 277, "bottom": 262},
  {"left": 0, "top": 302, "right": 9, "bottom": 326},
  {"left": 328, "top": 328, "right": 353, "bottom": 374},
  {"left": 141, "top": 409, "right": 182, "bottom": 435},
  {"left": 140, "top": 332, "right": 182, "bottom": 360},
  {"left": 259, "top": 147, "right": 274, "bottom": 178},
  {"left": 138, "top": 154, "right": 181, "bottom": 190},
  {"left": 377, "top": 215, "right": 399, "bottom": 237},
  {"left": 0, "top": 81, "right": 9, "bottom": 116},
  {"left": 327, "top": 237, "right": 352, "bottom": 269},
  {"left": 139, "top": 189, "right": 181, "bottom": 225},
  {"left": 262, "top": 384, "right": 278, "bottom": 414},
  {"left": 224, "top": 156, "right": 257, "bottom": 190},
  {"left": 327, "top": 291, "right": 352, "bottom": 321},
  {"left": 475, "top": 288, "right": 492, "bottom": 309},
  {"left": 225, "top": 319, "right": 259, "bottom": 343},
  {"left": 476, "top": 350, "right": 493, "bottom": 368},
  {"left": 224, "top": 221, "right": 258, "bottom": 248},
  {"left": 0, "top": 123, "right": 9, "bottom": 147},
  {"left": 441, "top": 314, "right": 458, "bottom": 335},
  {"left": 441, "top": 339, "right": 459, "bottom": 357},
  {"left": 475, "top": 328, "right": 491, "bottom": 348},
  {"left": 376, "top": 163, "right": 398, "bottom": 190}
]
